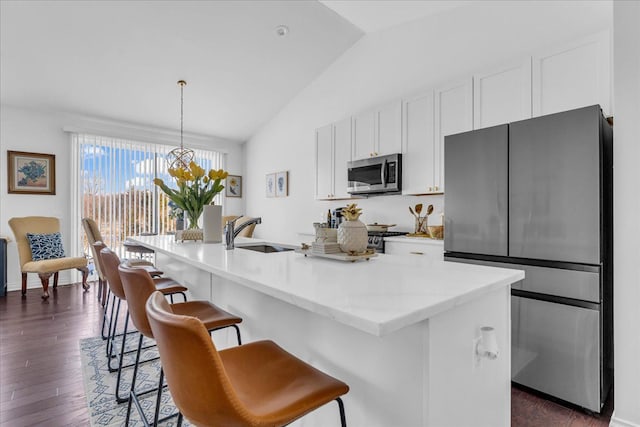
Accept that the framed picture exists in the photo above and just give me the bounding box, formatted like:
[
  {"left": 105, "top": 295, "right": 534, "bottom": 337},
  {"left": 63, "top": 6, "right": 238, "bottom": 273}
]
[
  {"left": 266, "top": 173, "right": 276, "bottom": 198},
  {"left": 226, "top": 175, "right": 242, "bottom": 198},
  {"left": 7, "top": 151, "right": 56, "bottom": 195},
  {"left": 275, "top": 171, "right": 288, "bottom": 197}
]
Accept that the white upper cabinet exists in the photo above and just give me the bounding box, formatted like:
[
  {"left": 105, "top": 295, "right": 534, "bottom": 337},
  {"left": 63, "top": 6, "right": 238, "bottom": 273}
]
[
  {"left": 376, "top": 100, "right": 403, "bottom": 156},
  {"left": 315, "top": 118, "right": 353, "bottom": 200},
  {"left": 315, "top": 123, "right": 333, "bottom": 200},
  {"left": 352, "top": 110, "right": 376, "bottom": 160},
  {"left": 402, "top": 91, "right": 436, "bottom": 195},
  {"left": 532, "top": 31, "right": 611, "bottom": 117},
  {"left": 434, "top": 78, "right": 473, "bottom": 193},
  {"left": 352, "top": 100, "right": 402, "bottom": 160},
  {"left": 333, "top": 117, "right": 352, "bottom": 199},
  {"left": 473, "top": 58, "right": 532, "bottom": 129}
]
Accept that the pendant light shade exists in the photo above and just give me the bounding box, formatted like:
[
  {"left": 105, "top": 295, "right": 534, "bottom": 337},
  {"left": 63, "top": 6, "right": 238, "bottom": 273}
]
[{"left": 167, "top": 80, "right": 195, "bottom": 170}]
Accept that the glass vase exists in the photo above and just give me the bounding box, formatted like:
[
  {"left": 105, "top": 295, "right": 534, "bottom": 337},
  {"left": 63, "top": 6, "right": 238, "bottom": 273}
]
[
  {"left": 185, "top": 209, "right": 202, "bottom": 229},
  {"left": 414, "top": 216, "right": 428, "bottom": 235}
]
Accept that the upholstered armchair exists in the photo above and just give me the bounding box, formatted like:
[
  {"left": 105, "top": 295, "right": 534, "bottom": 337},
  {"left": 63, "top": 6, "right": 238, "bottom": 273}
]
[{"left": 9, "top": 216, "right": 89, "bottom": 299}]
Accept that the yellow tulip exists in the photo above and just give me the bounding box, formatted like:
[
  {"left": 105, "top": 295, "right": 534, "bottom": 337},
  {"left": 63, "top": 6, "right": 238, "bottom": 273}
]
[
  {"left": 192, "top": 164, "right": 205, "bottom": 178},
  {"left": 153, "top": 178, "right": 164, "bottom": 186}
]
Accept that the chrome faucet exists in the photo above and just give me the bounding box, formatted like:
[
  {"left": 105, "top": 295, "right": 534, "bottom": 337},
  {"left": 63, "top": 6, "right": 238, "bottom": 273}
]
[{"left": 225, "top": 217, "right": 262, "bottom": 249}]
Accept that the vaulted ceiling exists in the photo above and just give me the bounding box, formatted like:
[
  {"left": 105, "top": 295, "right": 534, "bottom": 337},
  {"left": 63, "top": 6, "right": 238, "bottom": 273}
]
[{"left": 0, "top": 1, "right": 468, "bottom": 142}]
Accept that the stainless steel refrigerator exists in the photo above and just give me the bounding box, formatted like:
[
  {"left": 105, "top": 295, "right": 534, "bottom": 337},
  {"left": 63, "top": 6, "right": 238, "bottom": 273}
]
[{"left": 443, "top": 105, "right": 613, "bottom": 412}]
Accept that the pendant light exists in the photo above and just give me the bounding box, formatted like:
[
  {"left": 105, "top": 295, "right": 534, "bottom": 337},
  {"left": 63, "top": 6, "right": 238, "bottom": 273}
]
[{"left": 167, "top": 80, "right": 194, "bottom": 170}]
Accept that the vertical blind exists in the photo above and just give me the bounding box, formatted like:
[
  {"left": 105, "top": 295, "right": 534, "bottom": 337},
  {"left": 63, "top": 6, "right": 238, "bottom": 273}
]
[{"left": 71, "top": 133, "right": 225, "bottom": 258}]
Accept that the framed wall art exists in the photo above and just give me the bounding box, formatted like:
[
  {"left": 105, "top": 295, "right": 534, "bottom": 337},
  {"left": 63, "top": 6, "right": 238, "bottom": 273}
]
[
  {"left": 226, "top": 175, "right": 242, "bottom": 198},
  {"left": 266, "top": 173, "right": 276, "bottom": 198},
  {"left": 275, "top": 171, "right": 288, "bottom": 197},
  {"left": 7, "top": 151, "right": 56, "bottom": 195}
]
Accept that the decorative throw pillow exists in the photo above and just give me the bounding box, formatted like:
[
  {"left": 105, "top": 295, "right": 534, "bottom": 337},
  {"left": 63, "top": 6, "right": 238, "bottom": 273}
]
[{"left": 26, "top": 232, "right": 66, "bottom": 261}]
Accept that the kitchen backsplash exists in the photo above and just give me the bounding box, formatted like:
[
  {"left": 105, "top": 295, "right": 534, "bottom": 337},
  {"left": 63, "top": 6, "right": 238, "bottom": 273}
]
[{"left": 317, "top": 193, "right": 444, "bottom": 233}]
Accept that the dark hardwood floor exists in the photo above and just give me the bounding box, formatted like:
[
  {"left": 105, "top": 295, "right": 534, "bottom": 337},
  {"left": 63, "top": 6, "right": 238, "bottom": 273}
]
[
  {"left": 0, "top": 282, "right": 614, "bottom": 427},
  {"left": 0, "top": 282, "right": 101, "bottom": 426}
]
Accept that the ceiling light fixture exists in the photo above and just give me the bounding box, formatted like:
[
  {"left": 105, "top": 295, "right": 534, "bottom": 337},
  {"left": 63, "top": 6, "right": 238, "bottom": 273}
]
[
  {"left": 167, "top": 80, "right": 195, "bottom": 170},
  {"left": 275, "top": 25, "right": 289, "bottom": 37}
]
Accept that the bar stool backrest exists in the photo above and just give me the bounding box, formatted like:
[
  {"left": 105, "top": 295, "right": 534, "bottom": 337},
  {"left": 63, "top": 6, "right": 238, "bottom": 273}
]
[
  {"left": 98, "top": 245, "right": 127, "bottom": 300},
  {"left": 146, "top": 291, "right": 250, "bottom": 426},
  {"left": 117, "top": 264, "right": 157, "bottom": 338},
  {"left": 82, "top": 218, "right": 105, "bottom": 281}
]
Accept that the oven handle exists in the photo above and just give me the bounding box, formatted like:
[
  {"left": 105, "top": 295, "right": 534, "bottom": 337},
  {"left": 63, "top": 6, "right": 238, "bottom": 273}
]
[{"left": 381, "top": 158, "right": 388, "bottom": 188}]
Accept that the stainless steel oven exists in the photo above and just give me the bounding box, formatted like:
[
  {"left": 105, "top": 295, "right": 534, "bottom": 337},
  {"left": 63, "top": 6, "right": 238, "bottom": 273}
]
[
  {"left": 347, "top": 153, "right": 402, "bottom": 195},
  {"left": 367, "top": 231, "right": 408, "bottom": 253}
]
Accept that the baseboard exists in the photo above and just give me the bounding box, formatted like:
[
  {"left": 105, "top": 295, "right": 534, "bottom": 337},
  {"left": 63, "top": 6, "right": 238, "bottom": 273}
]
[
  {"left": 6, "top": 273, "right": 97, "bottom": 293},
  {"left": 6, "top": 279, "right": 75, "bottom": 293},
  {"left": 610, "top": 412, "right": 640, "bottom": 427}
]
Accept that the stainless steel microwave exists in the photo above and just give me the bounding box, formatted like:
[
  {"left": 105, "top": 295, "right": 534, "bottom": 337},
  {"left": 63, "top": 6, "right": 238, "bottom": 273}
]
[{"left": 347, "top": 153, "right": 402, "bottom": 195}]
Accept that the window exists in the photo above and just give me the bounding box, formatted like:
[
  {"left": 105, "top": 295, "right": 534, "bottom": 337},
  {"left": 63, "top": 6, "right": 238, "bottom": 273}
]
[{"left": 71, "top": 133, "right": 225, "bottom": 259}]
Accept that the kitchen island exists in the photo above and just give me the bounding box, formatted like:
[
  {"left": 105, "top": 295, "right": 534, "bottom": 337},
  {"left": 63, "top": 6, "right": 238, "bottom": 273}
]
[{"left": 130, "top": 235, "right": 524, "bottom": 427}]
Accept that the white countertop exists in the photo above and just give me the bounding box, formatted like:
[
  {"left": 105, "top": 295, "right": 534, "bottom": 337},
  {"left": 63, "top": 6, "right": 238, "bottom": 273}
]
[{"left": 131, "top": 235, "right": 523, "bottom": 336}]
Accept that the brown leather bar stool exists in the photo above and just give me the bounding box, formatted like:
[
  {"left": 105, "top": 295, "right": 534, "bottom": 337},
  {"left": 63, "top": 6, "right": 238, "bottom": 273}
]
[
  {"left": 118, "top": 265, "right": 242, "bottom": 426},
  {"left": 91, "top": 240, "right": 163, "bottom": 340},
  {"left": 98, "top": 245, "right": 189, "bottom": 403},
  {"left": 83, "top": 218, "right": 159, "bottom": 304},
  {"left": 146, "top": 290, "right": 350, "bottom": 427}
]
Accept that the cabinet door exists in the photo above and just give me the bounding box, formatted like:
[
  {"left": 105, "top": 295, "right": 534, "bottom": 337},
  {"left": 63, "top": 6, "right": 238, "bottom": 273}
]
[
  {"left": 315, "top": 124, "right": 333, "bottom": 199},
  {"left": 333, "top": 117, "right": 352, "bottom": 198},
  {"left": 532, "top": 31, "right": 611, "bottom": 116},
  {"left": 376, "top": 100, "right": 402, "bottom": 156},
  {"left": 444, "top": 125, "right": 509, "bottom": 256},
  {"left": 512, "top": 296, "right": 600, "bottom": 411},
  {"left": 434, "top": 78, "right": 473, "bottom": 192},
  {"left": 509, "top": 105, "right": 601, "bottom": 264},
  {"left": 474, "top": 58, "right": 532, "bottom": 129},
  {"left": 352, "top": 110, "right": 375, "bottom": 160},
  {"left": 403, "top": 92, "right": 435, "bottom": 194},
  {"left": 385, "top": 240, "right": 443, "bottom": 259}
]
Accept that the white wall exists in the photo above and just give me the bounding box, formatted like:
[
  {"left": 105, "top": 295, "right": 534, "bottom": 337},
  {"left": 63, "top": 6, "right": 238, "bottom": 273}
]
[
  {"left": 0, "top": 104, "right": 245, "bottom": 292},
  {"left": 244, "top": 1, "right": 612, "bottom": 244},
  {"left": 611, "top": 2, "right": 640, "bottom": 426}
]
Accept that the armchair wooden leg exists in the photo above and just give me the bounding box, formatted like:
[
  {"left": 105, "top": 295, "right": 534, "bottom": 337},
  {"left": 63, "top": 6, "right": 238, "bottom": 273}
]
[
  {"left": 38, "top": 273, "right": 53, "bottom": 299},
  {"left": 21, "top": 273, "right": 27, "bottom": 296},
  {"left": 78, "top": 266, "right": 90, "bottom": 291},
  {"left": 53, "top": 272, "right": 59, "bottom": 289}
]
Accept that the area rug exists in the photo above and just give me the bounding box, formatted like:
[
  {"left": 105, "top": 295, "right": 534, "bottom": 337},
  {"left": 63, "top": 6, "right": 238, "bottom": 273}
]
[{"left": 80, "top": 335, "right": 191, "bottom": 426}]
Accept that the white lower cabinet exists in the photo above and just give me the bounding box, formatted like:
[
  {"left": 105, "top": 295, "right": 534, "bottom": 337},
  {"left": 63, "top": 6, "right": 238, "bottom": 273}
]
[{"left": 385, "top": 238, "right": 444, "bottom": 259}]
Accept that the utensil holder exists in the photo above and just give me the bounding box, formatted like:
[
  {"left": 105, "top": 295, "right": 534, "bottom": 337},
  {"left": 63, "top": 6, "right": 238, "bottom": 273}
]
[{"left": 414, "top": 216, "right": 428, "bottom": 235}]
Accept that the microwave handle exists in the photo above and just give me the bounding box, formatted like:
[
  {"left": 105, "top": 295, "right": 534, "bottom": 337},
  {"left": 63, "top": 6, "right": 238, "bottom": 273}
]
[{"left": 381, "top": 158, "right": 388, "bottom": 188}]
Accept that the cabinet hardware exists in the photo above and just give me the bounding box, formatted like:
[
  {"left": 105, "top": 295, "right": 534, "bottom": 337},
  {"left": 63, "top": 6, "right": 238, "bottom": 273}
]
[{"left": 410, "top": 251, "right": 424, "bottom": 255}]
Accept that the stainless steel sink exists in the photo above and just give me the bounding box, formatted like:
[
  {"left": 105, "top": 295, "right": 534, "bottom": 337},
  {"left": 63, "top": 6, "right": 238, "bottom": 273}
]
[{"left": 236, "top": 244, "right": 295, "bottom": 253}]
